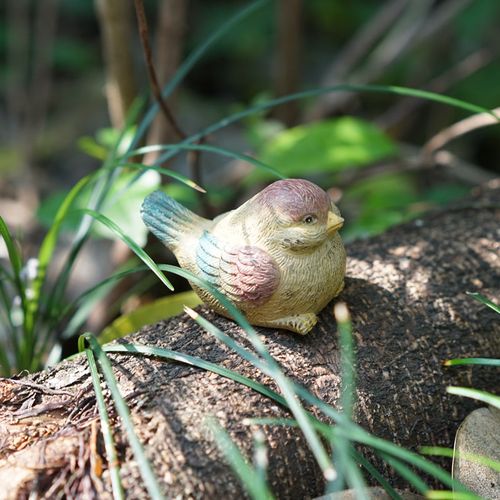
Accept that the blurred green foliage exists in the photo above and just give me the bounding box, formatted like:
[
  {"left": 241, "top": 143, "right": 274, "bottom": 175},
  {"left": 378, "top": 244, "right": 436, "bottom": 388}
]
[{"left": 258, "top": 117, "right": 397, "bottom": 178}]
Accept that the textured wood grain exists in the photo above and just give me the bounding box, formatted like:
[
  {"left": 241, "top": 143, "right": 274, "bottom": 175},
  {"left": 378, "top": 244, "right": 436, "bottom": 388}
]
[{"left": 0, "top": 183, "right": 498, "bottom": 499}]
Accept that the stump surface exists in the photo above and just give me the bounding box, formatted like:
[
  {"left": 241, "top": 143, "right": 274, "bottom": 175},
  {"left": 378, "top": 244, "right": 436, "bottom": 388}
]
[{"left": 0, "top": 184, "right": 498, "bottom": 499}]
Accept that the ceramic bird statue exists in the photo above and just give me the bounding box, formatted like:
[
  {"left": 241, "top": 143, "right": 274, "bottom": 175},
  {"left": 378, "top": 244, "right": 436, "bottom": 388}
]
[{"left": 141, "top": 179, "right": 346, "bottom": 334}]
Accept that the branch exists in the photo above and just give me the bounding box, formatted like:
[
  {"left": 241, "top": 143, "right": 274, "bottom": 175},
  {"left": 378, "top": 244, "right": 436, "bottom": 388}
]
[
  {"left": 422, "top": 106, "right": 500, "bottom": 158},
  {"left": 133, "top": 0, "right": 187, "bottom": 141}
]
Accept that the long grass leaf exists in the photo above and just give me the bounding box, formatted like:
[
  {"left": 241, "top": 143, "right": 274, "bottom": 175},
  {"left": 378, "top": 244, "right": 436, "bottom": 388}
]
[
  {"left": 109, "top": 162, "right": 205, "bottom": 192},
  {"left": 328, "top": 303, "right": 361, "bottom": 493},
  {"left": 0, "top": 278, "right": 18, "bottom": 359},
  {"left": 444, "top": 358, "right": 500, "bottom": 367},
  {"left": 135, "top": 263, "right": 461, "bottom": 490},
  {"left": 45, "top": 99, "right": 145, "bottom": 329},
  {"left": 103, "top": 343, "right": 287, "bottom": 407},
  {"left": 30, "top": 175, "right": 94, "bottom": 339},
  {"left": 129, "top": 0, "right": 270, "bottom": 152},
  {"left": 156, "top": 85, "right": 497, "bottom": 166},
  {"left": 183, "top": 307, "right": 336, "bottom": 482},
  {"left": 426, "top": 491, "right": 482, "bottom": 500},
  {"left": 466, "top": 292, "right": 500, "bottom": 314},
  {"left": 378, "top": 451, "right": 429, "bottom": 494},
  {"left": 420, "top": 446, "right": 500, "bottom": 473},
  {"left": 79, "top": 334, "right": 165, "bottom": 499},
  {"left": 446, "top": 386, "right": 500, "bottom": 409},
  {"left": 84, "top": 346, "right": 124, "bottom": 500},
  {"left": 75, "top": 209, "right": 174, "bottom": 291},
  {"left": 126, "top": 144, "right": 285, "bottom": 180},
  {"left": 0, "top": 216, "right": 26, "bottom": 308},
  {"left": 207, "top": 417, "right": 274, "bottom": 500},
  {"left": 353, "top": 452, "right": 402, "bottom": 500}
]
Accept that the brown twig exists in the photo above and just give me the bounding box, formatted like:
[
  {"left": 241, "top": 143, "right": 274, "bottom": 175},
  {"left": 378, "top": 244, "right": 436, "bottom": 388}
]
[
  {"left": 133, "top": 0, "right": 187, "bottom": 141},
  {"left": 421, "top": 106, "right": 500, "bottom": 158},
  {"left": 133, "top": 0, "right": 210, "bottom": 216},
  {"left": 274, "top": 0, "right": 302, "bottom": 126}
]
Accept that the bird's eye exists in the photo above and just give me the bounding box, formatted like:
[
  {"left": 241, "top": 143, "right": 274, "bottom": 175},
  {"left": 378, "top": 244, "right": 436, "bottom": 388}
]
[{"left": 303, "top": 214, "right": 317, "bottom": 224}]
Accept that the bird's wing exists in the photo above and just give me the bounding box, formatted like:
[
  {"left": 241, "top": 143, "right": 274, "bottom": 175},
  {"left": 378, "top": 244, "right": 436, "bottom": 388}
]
[{"left": 196, "top": 231, "right": 280, "bottom": 306}]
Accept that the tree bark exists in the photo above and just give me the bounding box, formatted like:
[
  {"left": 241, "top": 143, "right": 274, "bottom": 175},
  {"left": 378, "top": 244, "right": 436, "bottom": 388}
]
[
  {"left": 0, "top": 184, "right": 498, "bottom": 499},
  {"left": 144, "top": 0, "right": 189, "bottom": 165},
  {"left": 95, "top": 0, "right": 137, "bottom": 129}
]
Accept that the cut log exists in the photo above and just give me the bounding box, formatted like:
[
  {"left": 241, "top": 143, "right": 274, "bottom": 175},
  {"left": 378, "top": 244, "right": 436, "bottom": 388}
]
[{"left": 0, "top": 183, "right": 498, "bottom": 499}]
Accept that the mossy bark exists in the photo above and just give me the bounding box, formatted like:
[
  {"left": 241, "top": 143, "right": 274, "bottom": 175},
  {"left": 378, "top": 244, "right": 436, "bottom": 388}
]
[{"left": 0, "top": 184, "right": 498, "bottom": 499}]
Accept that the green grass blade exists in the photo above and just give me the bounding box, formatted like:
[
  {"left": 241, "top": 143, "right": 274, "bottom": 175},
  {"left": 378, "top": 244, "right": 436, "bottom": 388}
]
[
  {"left": 75, "top": 209, "right": 174, "bottom": 291},
  {"left": 109, "top": 162, "right": 206, "bottom": 192},
  {"left": 79, "top": 334, "right": 165, "bottom": 500},
  {"left": 136, "top": 264, "right": 461, "bottom": 490},
  {"left": 103, "top": 343, "right": 287, "bottom": 407},
  {"left": 444, "top": 358, "right": 500, "bottom": 367},
  {"left": 426, "top": 491, "right": 482, "bottom": 500},
  {"left": 293, "top": 388, "right": 467, "bottom": 491},
  {"left": 62, "top": 279, "right": 117, "bottom": 339},
  {"left": 156, "top": 85, "right": 497, "bottom": 166},
  {"left": 245, "top": 418, "right": 400, "bottom": 499},
  {"left": 207, "top": 417, "right": 274, "bottom": 500},
  {"left": 354, "top": 452, "right": 402, "bottom": 500},
  {"left": 378, "top": 451, "right": 429, "bottom": 494},
  {"left": 0, "top": 217, "right": 23, "bottom": 277},
  {"left": 329, "top": 304, "right": 362, "bottom": 493},
  {"left": 29, "top": 175, "right": 94, "bottom": 338},
  {"left": 44, "top": 97, "right": 145, "bottom": 326},
  {"left": 420, "top": 446, "right": 500, "bottom": 473},
  {"left": 129, "top": 0, "right": 269, "bottom": 151},
  {"left": 446, "top": 386, "right": 500, "bottom": 409},
  {"left": 466, "top": 292, "right": 500, "bottom": 314},
  {"left": 252, "top": 429, "right": 269, "bottom": 488},
  {"left": 0, "top": 216, "right": 26, "bottom": 309},
  {"left": 126, "top": 144, "right": 285, "bottom": 180},
  {"left": 183, "top": 308, "right": 337, "bottom": 482},
  {"left": 84, "top": 346, "right": 124, "bottom": 500},
  {"left": 0, "top": 278, "right": 18, "bottom": 362}
]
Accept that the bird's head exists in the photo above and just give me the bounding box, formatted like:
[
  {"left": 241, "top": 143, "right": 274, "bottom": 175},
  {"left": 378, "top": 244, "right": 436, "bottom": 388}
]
[{"left": 255, "top": 179, "right": 344, "bottom": 252}]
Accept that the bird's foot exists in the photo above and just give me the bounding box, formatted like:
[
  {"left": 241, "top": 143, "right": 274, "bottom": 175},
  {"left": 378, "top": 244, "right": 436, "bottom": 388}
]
[{"left": 261, "top": 313, "right": 318, "bottom": 335}]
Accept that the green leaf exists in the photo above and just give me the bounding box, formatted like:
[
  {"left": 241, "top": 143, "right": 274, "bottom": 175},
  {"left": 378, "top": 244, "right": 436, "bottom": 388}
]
[
  {"left": 79, "top": 334, "right": 165, "bottom": 499},
  {"left": 84, "top": 347, "right": 124, "bottom": 500},
  {"left": 207, "top": 417, "right": 274, "bottom": 500},
  {"left": 127, "top": 143, "right": 285, "bottom": 181},
  {"left": 444, "top": 358, "right": 500, "bottom": 367},
  {"left": 0, "top": 217, "right": 27, "bottom": 313},
  {"left": 466, "top": 292, "right": 500, "bottom": 314},
  {"left": 154, "top": 84, "right": 497, "bottom": 166},
  {"left": 426, "top": 491, "right": 482, "bottom": 500},
  {"left": 100, "top": 292, "right": 202, "bottom": 343},
  {"left": 256, "top": 117, "right": 397, "bottom": 180},
  {"left": 420, "top": 446, "right": 500, "bottom": 473},
  {"left": 76, "top": 209, "right": 174, "bottom": 291},
  {"left": 446, "top": 387, "right": 500, "bottom": 409},
  {"left": 184, "top": 308, "right": 337, "bottom": 483},
  {"left": 102, "top": 343, "right": 287, "bottom": 407},
  {"left": 342, "top": 173, "right": 418, "bottom": 240}
]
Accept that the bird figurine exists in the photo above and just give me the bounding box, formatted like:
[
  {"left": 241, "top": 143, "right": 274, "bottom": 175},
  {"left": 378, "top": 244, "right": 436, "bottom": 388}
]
[{"left": 141, "top": 178, "right": 346, "bottom": 334}]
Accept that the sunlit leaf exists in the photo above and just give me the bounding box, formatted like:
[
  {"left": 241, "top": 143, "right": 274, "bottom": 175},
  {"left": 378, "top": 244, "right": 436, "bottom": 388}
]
[
  {"left": 256, "top": 117, "right": 397, "bottom": 180},
  {"left": 100, "top": 291, "right": 202, "bottom": 343}
]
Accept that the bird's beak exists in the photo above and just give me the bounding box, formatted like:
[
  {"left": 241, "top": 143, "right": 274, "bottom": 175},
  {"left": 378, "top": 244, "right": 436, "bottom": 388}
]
[{"left": 327, "top": 211, "right": 344, "bottom": 234}]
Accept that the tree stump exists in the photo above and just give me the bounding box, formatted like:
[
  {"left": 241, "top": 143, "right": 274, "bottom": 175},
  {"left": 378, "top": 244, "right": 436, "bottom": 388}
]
[{"left": 0, "top": 183, "right": 498, "bottom": 499}]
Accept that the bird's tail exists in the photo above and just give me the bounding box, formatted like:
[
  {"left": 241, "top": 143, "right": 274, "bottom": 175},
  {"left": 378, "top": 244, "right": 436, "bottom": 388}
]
[{"left": 141, "top": 191, "right": 207, "bottom": 250}]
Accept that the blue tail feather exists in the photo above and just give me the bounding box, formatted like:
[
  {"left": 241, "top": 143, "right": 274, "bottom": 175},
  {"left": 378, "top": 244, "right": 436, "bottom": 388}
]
[{"left": 141, "top": 191, "right": 202, "bottom": 249}]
